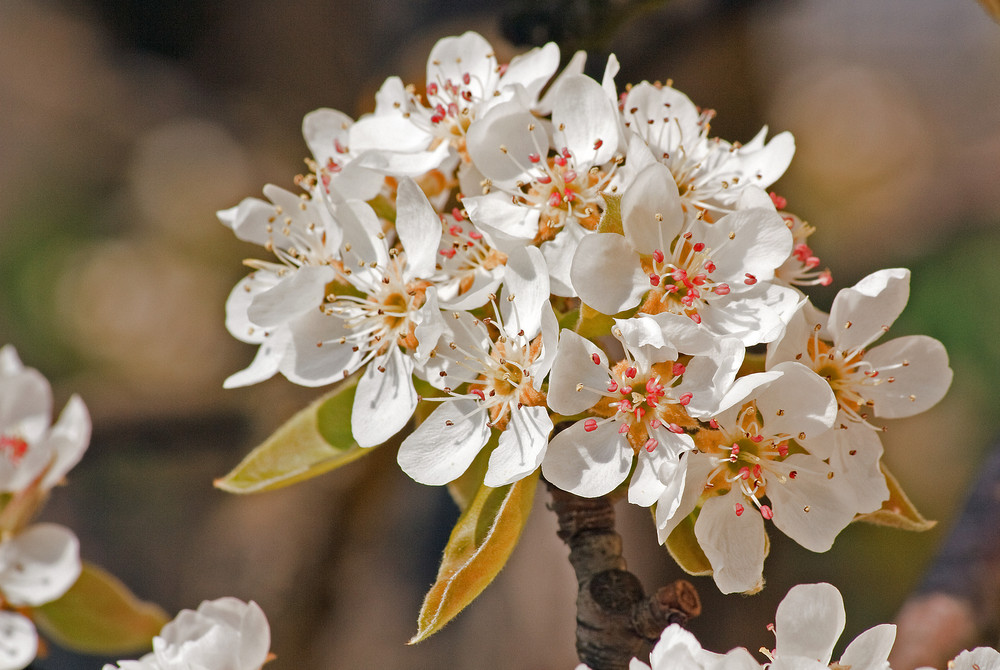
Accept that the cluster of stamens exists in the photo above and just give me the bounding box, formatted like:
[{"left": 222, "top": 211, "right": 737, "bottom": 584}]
[{"left": 642, "top": 235, "right": 736, "bottom": 323}]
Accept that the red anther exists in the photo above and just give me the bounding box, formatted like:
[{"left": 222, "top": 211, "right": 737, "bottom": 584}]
[
  {"left": 591, "top": 353, "right": 602, "bottom": 365},
  {"left": 634, "top": 406, "right": 646, "bottom": 420},
  {"left": 430, "top": 114, "right": 444, "bottom": 124},
  {"left": 469, "top": 230, "right": 483, "bottom": 240},
  {"left": 462, "top": 72, "right": 471, "bottom": 85},
  {"left": 709, "top": 418, "right": 719, "bottom": 429},
  {"left": 682, "top": 232, "right": 692, "bottom": 239},
  {"left": 652, "top": 249, "right": 665, "bottom": 263},
  {"left": 681, "top": 294, "right": 695, "bottom": 306},
  {"left": 333, "top": 138, "right": 348, "bottom": 154},
  {"left": 646, "top": 394, "right": 659, "bottom": 406},
  {"left": 731, "top": 444, "right": 740, "bottom": 456},
  {"left": 645, "top": 377, "right": 660, "bottom": 393},
  {"left": 672, "top": 363, "right": 686, "bottom": 377},
  {"left": 789, "top": 470, "right": 797, "bottom": 479},
  {"left": 767, "top": 623, "right": 776, "bottom": 633},
  {"left": 427, "top": 82, "right": 439, "bottom": 96},
  {"left": 691, "top": 274, "right": 707, "bottom": 285},
  {"left": 667, "top": 423, "right": 684, "bottom": 434},
  {"left": 689, "top": 313, "right": 702, "bottom": 324},
  {"left": 448, "top": 102, "right": 460, "bottom": 116},
  {"left": 618, "top": 423, "right": 630, "bottom": 435},
  {"left": 649, "top": 274, "right": 661, "bottom": 287},
  {"left": 593, "top": 139, "right": 604, "bottom": 150},
  {"left": 739, "top": 467, "right": 751, "bottom": 480},
  {"left": 769, "top": 192, "right": 787, "bottom": 210},
  {"left": 528, "top": 152, "right": 541, "bottom": 163},
  {"left": 0, "top": 436, "right": 28, "bottom": 463},
  {"left": 436, "top": 103, "right": 447, "bottom": 116},
  {"left": 562, "top": 147, "right": 572, "bottom": 158},
  {"left": 704, "top": 261, "right": 716, "bottom": 273},
  {"left": 548, "top": 191, "right": 563, "bottom": 207},
  {"left": 734, "top": 503, "right": 745, "bottom": 517},
  {"left": 321, "top": 173, "right": 332, "bottom": 191},
  {"left": 805, "top": 256, "right": 820, "bottom": 269},
  {"left": 649, "top": 418, "right": 662, "bottom": 429},
  {"left": 471, "top": 388, "right": 486, "bottom": 401},
  {"left": 777, "top": 442, "right": 789, "bottom": 457},
  {"left": 819, "top": 270, "right": 833, "bottom": 286},
  {"left": 752, "top": 464, "right": 762, "bottom": 479},
  {"left": 625, "top": 367, "right": 637, "bottom": 379},
  {"left": 744, "top": 273, "right": 757, "bottom": 285},
  {"left": 536, "top": 174, "right": 552, "bottom": 184},
  {"left": 498, "top": 63, "right": 509, "bottom": 76},
  {"left": 563, "top": 170, "right": 577, "bottom": 182},
  {"left": 644, "top": 438, "right": 658, "bottom": 452},
  {"left": 621, "top": 385, "right": 633, "bottom": 395},
  {"left": 619, "top": 398, "right": 633, "bottom": 412},
  {"left": 751, "top": 434, "right": 764, "bottom": 443},
  {"left": 584, "top": 418, "right": 598, "bottom": 432},
  {"left": 664, "top": 284, "right": 678, "bottom": 294},
  {"left": 678, "top": 392, "right": 693, "bottom": 406},
  {"left": 448, "top": 225, "right": 463, "bottom": 236},
  {"left": 714, "top": 283, "right": 731, "bottom": 296},
  {"left": 452, "top": 207, "right": 464, "bottom": 221},
  {"left": 439, "top": 248, "right": 457, "bottom": 259},
  {"left": 607, "top": 380, "right": 619, "bottom": 392},
  {"left": 693, "top": 242, "right": 705, "bottom": 252},
  {"left": 760, "top": 505, "right": 774, "bottom": 520},
  {"left": 563, "top": 188, "right": 577, "bottom": 202},
  {"left": 461, "top": 90, "right": 473, "bottom": 101},
  {"left": 672, "top": 269, "right": 688, "bottom": 281},
  {"left": 554, "top": 154, "right": 567, "bottom": 167},
  {"left": 793, "top": 243, "right": 813, "bottom": 262}
]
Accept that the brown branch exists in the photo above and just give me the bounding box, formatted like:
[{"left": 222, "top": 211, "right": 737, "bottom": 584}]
[{"left": 547, "top": 482, "right": 701, "bottom": 670}]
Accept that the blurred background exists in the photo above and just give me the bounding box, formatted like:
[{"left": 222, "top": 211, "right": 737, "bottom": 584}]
[{"left": 1, "top": 0, "right": 999, "bottom": 667}]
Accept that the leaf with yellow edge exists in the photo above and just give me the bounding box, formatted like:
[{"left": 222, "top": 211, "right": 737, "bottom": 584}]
[
  {"left": 857, "top": 463, "right": 936, "bottom": 531},
  {"left": 410, "top": 469, "right": 539, "bottom": 643},
  {"left": 215, "top": 376, "right": 369, "bottom": 494},
  {"left": 664, "top": 513, "right": 713, "bottom": 576},
  {"left": 33, "top": 562, "right": 169, "bottom": 655}
]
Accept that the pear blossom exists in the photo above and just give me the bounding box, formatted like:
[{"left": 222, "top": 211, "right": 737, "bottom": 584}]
[
  {"left": 657, "top": 363, "right": 847, "bottom": 594},
  {"left": 103, "top": 597, "right": 271, "bottom": 670},
  {"left": 398, "top": 247, "right": 557, "bottom": 486},
  {"left": 767, "top": 269, "right": 952, "bottom": 425},
  {"left": 0, "top": 346, "right": 89, "bottom": 670},
  {"left": 570, "top": 162, "right": 798, "bottom": 347},
  {"left": 620, "top": 81, "right": 795, "bottom": 214},
  {"left": 463, "top": 73, "right": 623, "bottom": 295},
  {"left": 940, "top": 648, "right": 1000, "bottom": 670}
]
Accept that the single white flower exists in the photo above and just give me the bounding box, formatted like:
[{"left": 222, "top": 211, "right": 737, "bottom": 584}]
[
  {"left": 767, "top": 269, "right": 952, "bottom": 425},
  {"left": 104, "top": 597, "right": 271, "bottom": 670},
  {"left": 941, "top": 648, "right": 1000, "bottom": 670},
  {"left": 570, "top": 163, "right": 797, "bottom": 347}
]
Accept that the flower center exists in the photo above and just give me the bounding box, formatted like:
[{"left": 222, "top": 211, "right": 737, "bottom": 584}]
[{"left": 639, "top": 235, "right": 732, "bottom": 323}]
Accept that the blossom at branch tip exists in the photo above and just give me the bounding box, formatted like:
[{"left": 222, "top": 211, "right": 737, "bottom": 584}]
[{"left": 103, "top": 597, "right": 271, "bottom": 670}]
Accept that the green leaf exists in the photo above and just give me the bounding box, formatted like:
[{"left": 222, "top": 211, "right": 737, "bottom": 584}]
[
  {"left": 664, "top": 512, "right": 713, "bottom": 576},
  {"left": 410, "top": 469, "right": 539, "bottom": 643},
  {"left": 597, "top": 193, "right": 623, "bottom": 235},
  {"left": 215, "top": 376, "right": 369, "bottom": 494},
  {"left": 857, "top": 463, "right": 936, "bottom": 532},
  {"left": 33, "top": 562, "right": 169, "bottom": 655}
]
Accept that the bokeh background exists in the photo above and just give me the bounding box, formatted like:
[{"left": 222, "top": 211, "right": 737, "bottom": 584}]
[{"left": 2, "top": 0, "right": 999, "bottom": 667}]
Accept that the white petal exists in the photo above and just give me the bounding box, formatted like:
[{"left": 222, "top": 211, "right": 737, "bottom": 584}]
[
  {"left": 501, "top": 246, "right": 550, "bottom": 340},
  {"left": 395, "top": 178, "right": 442, "bottom": 280},
  {"left": 302, "top": 107, "right": 352, "bottom": 163},
  {"left": 498, "top": 42, "right": 560, "bottom": 103},
  {"left": 427, "top": 32, "right": 497, "bottom": 101},
  {"left": 648, "top": 624, "right": 716, "bottom": 669},
  {"left": 838, "top": 623, "right": 895, "bottom": 670},
  {"left": 767, "top": 454, "right": 856, "bottom": 552},
  {"left": 542, "top": 420, "right": 631, "bottom": 497},
  {"left": 539, "top": 221, "right": 586, "bottom": 298},
  {"left": 621, "top": 163, "right": 684, "bottom": 255},
  {"left": 733, "top": 129, "right": 796, "bottom": 191},
  {"left": 0, "top": 612, "right": 37, "bottom": 670},
  {"left": 756, "top": 362, "right": 837, "bottom": 440},
  {"left": 351, "top": 349, "right": 416, "bottom": 448},
  {"left": 397, "top": 400, "right": 490, "bottom": 485},
  {"left": 463, "top": 193, "right": 540, "bottom": 243},
  {"left": 656, "top": 454, "right": 716, "bottom": 543},
  {"left": 413, "top": 287, "right": 445, "bottom": 365},
  {"left": 552, "top": 75, "right": 619, "bottom": 165},
  {"left": 949, "top": 648, "right": 1000, "bottom": 670},
  {"left": 694, "top": 488, "right": 766, "bottom": 594},
  {"left": 225, "top": 273, "right": 280, "bottom": 344},
  {"left": 466, "top": 102, "right": 548, "bottom": 184},
  {"left": 0, "top": 523, "right": 81, "bottom": 606},
  {"left": 0, "top": 367, "right": 51, "bottom": 442},
  {"left": 286, "top": 311, "right": 364, "bottom": 386},
  {"left": 629, "top": 441, "right": 689, "bottom": 509},
  {"left": 485, "top": 406, "right": 552, "bottom": 486},
  {"left": 546, "top": 330, "right": 609, "bottom": 415},
  {"left": 246, "top": 265, "right": 334, "bottom": 328},
  {"left": 829, "top": 268, "right": 910, "bottom": 353},
  {"left": 704, "top": 208, "right": 792, "bottom": 284},
  {"left": 39, "top": 394, "right": 90, "bottom": 490},
  {"left": 825, "top": 423, "right": 889, "bottom": 514},
  {"left": 223, "top": 328, "right": 290, "bottom": 389},
  {"left": 774, "top": 582, "right": 846, "bottom": 663},
  {"left": 571, "top": 233, "right": 646, "bottom": 314},
  {"left": 864, "top": 335, "right": 952, "bottom": 418}
]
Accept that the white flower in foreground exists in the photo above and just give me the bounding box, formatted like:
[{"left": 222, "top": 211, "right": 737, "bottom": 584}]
[
  {"left": 768, "top": 582, "right": 895, "bottom": 670},
  {"left": 103, "top": 597, "right": 271, "bottom": 670},
  {"left": 940, "top": 648, "right": 1000, "bottom": 670},
  {"left": 0, "top": 612, "right": 37, "bottom": 670},
  {"left": 767, "top": 269, "right": 952, "bottom": 425}
]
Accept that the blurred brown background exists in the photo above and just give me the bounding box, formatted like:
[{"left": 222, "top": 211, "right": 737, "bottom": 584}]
[{"left": 1, "top": 0, "right": 999, "bottom": 667}]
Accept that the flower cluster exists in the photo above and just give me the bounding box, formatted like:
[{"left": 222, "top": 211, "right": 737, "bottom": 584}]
[
  {"left": 103, "top": 597, "right": 271, "bottom": 670},
  {"left": 0, "top": 346, "right": 90, "bottom": 669},
  {"left": 583, "top": 582, "right": 1000, "bottom": 670},
  {"left": 221, "top": 32, "right": 952, "bottom": 594}
]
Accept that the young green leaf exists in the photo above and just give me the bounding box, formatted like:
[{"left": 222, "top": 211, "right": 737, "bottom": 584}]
[
  {"left": 215, "top": 376, "right": 370, "bottom": 494},
  {"left": 857, "top": 463, "right": 936, "bottom": 531},
  {"left": 664, "top": 513, "right": 714, "bottom": 576},
  {"left": 410, "top": 469, "right": 539, "bottom": 644},
  {"left": 33, "top": 562, "right": 169, "bottom": 655}
]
